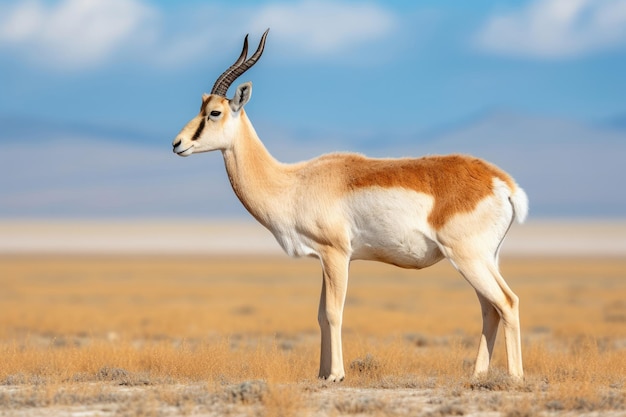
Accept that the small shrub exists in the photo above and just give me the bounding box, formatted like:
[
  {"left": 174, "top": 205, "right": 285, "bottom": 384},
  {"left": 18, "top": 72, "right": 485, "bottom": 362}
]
[
  {"left": 2, "top": 373, "right": 45, "bottom": 386},
  {"left": 469, "top": 369, "right": 524, "bottom": 391},
  {"left": 544, "top": 399, "right": 564, "bottom": 411},
  {"left": 225, "top": 380, "right": 268, "bottom": 404},
  {"left": 334, "top": 396, "right": 385, "bottom": 414},
  {"left": 96, "top": 366, "right": 149, "bottom": 386},
  {"left": 423, "top": 402, "right": 465, "bottom": 417},
  {"left": 3, "top": 373, "right": 27, "bottom": 385},
  {"left": 349, "top": 354, "right": 380, "bottom": 375}
]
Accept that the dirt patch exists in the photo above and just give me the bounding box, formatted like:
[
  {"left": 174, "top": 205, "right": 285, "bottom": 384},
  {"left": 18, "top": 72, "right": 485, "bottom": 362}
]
[{"left": 1, "top": 381, "right": 624, "bottom": 417}]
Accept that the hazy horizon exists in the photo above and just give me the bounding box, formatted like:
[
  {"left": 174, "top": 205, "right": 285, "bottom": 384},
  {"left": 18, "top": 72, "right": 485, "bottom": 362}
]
[{"left": 2, "top": 108, "right": 625, "bottom": 220}]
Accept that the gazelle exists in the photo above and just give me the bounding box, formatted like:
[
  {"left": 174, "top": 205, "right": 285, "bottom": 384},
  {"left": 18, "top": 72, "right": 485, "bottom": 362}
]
[{"left": 172, "top": 30, "right": 528, "bottom": 381}]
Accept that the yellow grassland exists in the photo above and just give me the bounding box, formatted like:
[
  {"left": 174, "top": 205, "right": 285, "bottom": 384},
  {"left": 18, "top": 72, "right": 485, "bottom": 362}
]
[{"left": 0, "top": 255, "right": 625, "bottom": 416}]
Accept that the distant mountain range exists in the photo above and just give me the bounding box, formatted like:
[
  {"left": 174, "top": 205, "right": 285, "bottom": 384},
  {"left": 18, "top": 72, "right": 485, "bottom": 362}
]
[{"left": 1, "top": 111, "right": 625, "bottom": 218}]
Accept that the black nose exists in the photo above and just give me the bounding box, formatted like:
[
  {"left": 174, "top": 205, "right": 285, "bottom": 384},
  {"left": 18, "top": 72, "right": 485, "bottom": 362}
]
[{"left": 173, "top": 139, "right": 181, "bottom": 149}]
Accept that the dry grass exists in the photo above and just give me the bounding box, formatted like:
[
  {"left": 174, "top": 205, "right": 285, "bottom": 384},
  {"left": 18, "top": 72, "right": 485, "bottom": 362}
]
[{"left": 0, "top": 255, "right": 625, "bottom": 416}]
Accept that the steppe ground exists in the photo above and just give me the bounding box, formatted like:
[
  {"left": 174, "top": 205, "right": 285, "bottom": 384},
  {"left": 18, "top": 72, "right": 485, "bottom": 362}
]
[{"left": 0, "top": 251, "right": 625, "bottom": 417}]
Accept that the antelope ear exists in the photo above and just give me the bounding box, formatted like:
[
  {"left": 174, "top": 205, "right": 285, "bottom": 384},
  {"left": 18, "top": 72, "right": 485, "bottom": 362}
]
[
  {"left": 230, "top": 82, "right": 252, "bottom": 113},
  {"left": 200, "top": 93, "right": 210, "bottom": 111}
]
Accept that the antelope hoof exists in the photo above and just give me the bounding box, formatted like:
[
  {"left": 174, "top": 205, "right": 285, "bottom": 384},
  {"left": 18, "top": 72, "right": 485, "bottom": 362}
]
[{"left": 319, "top": 373, "right": 345, "bottom": 382}]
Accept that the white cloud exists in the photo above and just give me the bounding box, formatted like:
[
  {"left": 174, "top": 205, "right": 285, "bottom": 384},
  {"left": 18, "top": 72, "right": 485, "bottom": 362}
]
[
  {"left": 0, "top": 0, "right": 397, "bottom": 71},
  {"left": 476, "top": 0, "right": 626, "bottom": 58},
  {"left": 249, "top": 1, "right": 395, "bottom": 56},
  {"left": 0, "top": 0, "right": 156, "bottom": 70}
]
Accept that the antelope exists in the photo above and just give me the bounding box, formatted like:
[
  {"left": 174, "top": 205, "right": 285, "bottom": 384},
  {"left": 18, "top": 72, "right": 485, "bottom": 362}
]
[{"left": 172, "top": 30, "right": 528, "bottom": 382}]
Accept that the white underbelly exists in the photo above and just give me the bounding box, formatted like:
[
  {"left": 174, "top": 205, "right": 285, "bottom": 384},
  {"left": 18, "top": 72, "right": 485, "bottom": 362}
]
[{"left": 346, "top": 188, "right": 443, "bottom": 268}]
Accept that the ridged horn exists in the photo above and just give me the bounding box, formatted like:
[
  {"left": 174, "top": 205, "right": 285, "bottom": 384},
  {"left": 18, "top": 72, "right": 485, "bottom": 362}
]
[
  {"left": 210, "top": 29, "right": 269, "bottom": 97},
  {"left": 210, "top": 35, "right": 249, "bottom": 96}
]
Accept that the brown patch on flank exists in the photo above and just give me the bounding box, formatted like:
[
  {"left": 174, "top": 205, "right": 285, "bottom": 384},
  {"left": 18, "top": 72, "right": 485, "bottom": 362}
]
[{"left": 345, "top": 154, "right": 516, "bottom": 229}]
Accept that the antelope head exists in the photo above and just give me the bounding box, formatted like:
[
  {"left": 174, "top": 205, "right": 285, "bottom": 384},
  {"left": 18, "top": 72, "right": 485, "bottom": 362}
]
[{"left": 172, "top": 29, "right": 269, "bottom": 156}]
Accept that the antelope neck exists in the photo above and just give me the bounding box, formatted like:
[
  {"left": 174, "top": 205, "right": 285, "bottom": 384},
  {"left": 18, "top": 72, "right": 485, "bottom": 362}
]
[{"left": 221, "top": 112, "right": 291, "bottom": 226}]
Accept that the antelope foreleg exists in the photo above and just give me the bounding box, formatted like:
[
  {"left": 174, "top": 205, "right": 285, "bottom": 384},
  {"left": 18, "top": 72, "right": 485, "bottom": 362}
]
[{"left": 317, "top": 250, "right": 349, "bottom": 382}]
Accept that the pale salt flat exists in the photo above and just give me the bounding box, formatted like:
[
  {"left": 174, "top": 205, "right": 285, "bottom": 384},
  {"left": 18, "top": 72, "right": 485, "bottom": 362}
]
[{"left": 0, "top": 219, "right": 625, "bottom": 257}]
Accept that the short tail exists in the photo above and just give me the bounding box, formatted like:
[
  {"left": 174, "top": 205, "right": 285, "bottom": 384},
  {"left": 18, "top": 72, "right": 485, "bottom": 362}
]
[{"left": 510, "top": 186, "right": 529, "bottom": 224}]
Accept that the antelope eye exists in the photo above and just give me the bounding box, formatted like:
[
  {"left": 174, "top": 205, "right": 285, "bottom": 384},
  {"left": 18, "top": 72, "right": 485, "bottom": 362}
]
[{"left": 209, "top": 110, "right": 221, "bottom": 117}]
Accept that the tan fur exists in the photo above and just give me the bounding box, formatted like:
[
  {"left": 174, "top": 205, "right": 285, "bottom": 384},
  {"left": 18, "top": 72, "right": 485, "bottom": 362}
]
[
  {"left": 222, "top": 110, "right": 294, "bottom": 225},
  {"left": 285, "top": 152, "right": 516, "bottom": 230},
  {"left": 173, "top": 85, "right": 527, "bottom": 381}
]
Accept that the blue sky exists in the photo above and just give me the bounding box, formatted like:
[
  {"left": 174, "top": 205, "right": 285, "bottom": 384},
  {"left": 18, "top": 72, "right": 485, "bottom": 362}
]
[
  {"left": 1, "top": 0, "right": 626, "bottom": 219},
  {"left": 2, "top": 0, "right": 625, "bottom": 135}
]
